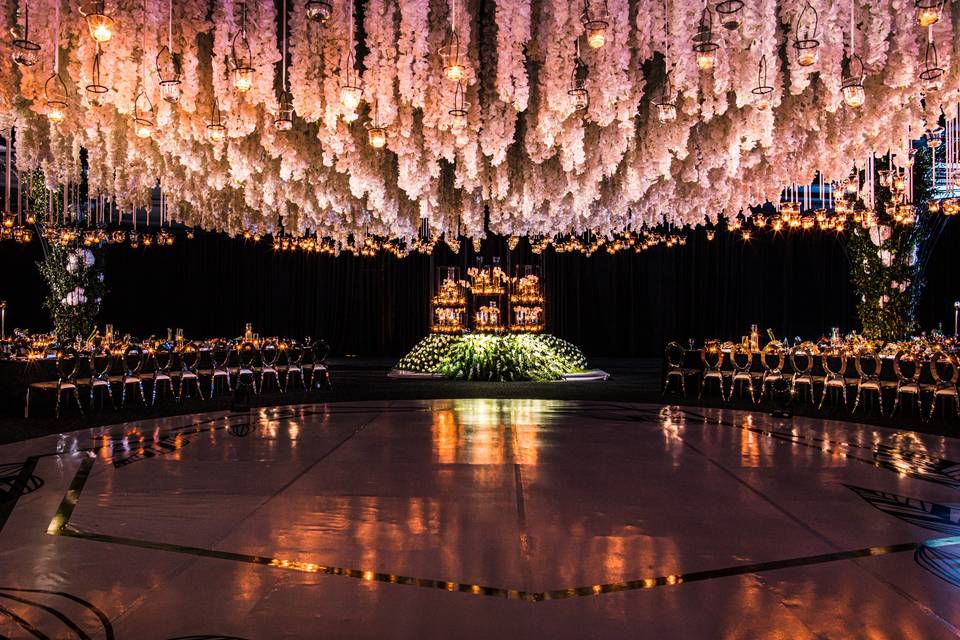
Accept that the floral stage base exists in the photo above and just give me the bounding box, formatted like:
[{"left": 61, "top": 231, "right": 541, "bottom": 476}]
[{"left": 390, "top": 334, "right": 598, "bottom": 382}]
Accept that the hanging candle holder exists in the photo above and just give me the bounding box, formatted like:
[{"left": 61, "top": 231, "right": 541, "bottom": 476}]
[
  {"left": 919, "top": 38, "right": 945, "bottom": 92},
  {"left": 156, "top": 46, "right": 182, "bottom": 103},
  {"left": 85, "top": 46, "right": 109, "bottom": 106},
  {"left": 448, "top": 81, "right": 469, "bottom": 131},
  {"left": 877, "top": 168, "right": 892, "bottom": 188},
  {"left": 231, "top": 4, "right": 255, "bottom": 93},
  {"left": 11, "top": 7, "right": 41, "bottom": 67},
  {"left": 274, "top": 92, "right": 294, "bottom": 131},
  {"left": 207, "top": 97, "right": 226, "bottom": 142},
  {"left": 366, "top": 100, "right": 387, "bottom": 149},
  {"left": 841, "top": 54, "right": 865, "bottom": 108},
  {"left": 915, "top": 0, "right": 943, "bottom": 27},
  {"left": 439, "top": 30, "right": 467, "bottom": 82},
  {"left": 715, "top": 0, "right": 744, "bottom": 30},
  {"left": 568, "top": 40, "right": 589, "bottom": 111},
  {"left": 656, "top": 75, "right": 677, "bottom": 123},
  {"left": 581, "top": 0, "right": 610, "bottom": 48},
  {"left": 340, "top": 50, "right": 363, "bottom": 112},
  {"left": 793, "top": 1, "right": 820, "bottom": 67},
  {"left": 43, "top": 72, "right": 69, "bottom": 124},
  {"left": 925, "top": 126, "right": 943, "bottom": 148},
  {"left": 692, "top": 6, "right": 719, "bottom": 71},
  {"left": 751, "top": 53, "right": 774, "bottom": 110},
  {"left": 305, "top": 0, "right": 333, "bottom": 23},
  {"left": 132, "top": 86, "right": 154, "bottom": 138},
  {"left": 79, "top": 0, "right": 114, "bottom": 43}
]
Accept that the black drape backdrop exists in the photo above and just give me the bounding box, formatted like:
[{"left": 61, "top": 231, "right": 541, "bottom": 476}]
[{"left": 1, "top": 224, "right": 957, "bottom": 357}]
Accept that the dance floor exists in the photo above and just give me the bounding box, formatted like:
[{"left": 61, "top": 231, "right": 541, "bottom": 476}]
[{"left": 1, "top": 400, "right": 959, "bottom": 639}]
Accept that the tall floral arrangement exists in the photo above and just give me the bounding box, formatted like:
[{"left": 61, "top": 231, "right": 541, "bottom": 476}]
[{"left": 37, "top": 242, "right": 105, "bottom": 342}]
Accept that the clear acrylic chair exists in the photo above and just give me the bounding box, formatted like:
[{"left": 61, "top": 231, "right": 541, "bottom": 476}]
[
  {"left": 928, "top": 350, "right": 959, "bottom": 421},
  {"left": 148, "top": 344, "right": 176, "bottom": 405},
  {"left": 306, "top": 339, "right": 332, "bottom": 390},
  {"left": 758, "top": 342, "right": 786, "bottom": 402},
  {"left": 282, "top": 341, "right": 305, "bottom": 392},
  {"left": 119, "top": 344, "right": 147, "bottom": 407},
  {"left": 892, "top": 350, "right": 923, "bottom": 416},
  {"left": 698, "top": 342, "right": 726, "bottom": 401},
  {"left": 208, "top": 340, "right": 233, "bottom": 397},
  {"left": 26, "top": 348, "right": 84, "bottom": 418},
  {"left": 728, "top": 344, "right": 755, "bottom": 403},
  {"left": 851, "top": 348, "right": 883, "bottom": 415},
  {"left": 88, "top": 344, "right": 115, "bottom": 411},
  {"left": 818, "top": 347, "right": 849, "bottom": 410},
  {"left": 663, "top": 341, "right": 692, "bottom": 396},
  {"left": 236, "top": 341, "right": 258, "bottom": 393},
  {"left": 258, "top": 340, "right": 281, "bottom": 394},
  {"left": 177, "top": 342, "right": 204, "bottom": 402},
  {"left": 789, "top": 342, "right": 817, "bottom": 404}
]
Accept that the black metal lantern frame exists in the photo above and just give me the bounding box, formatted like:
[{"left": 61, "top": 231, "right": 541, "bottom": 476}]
[
  {"left": 85, "top": 46, "right": 109, "bottom": 103},
  {"left": 231, "top": 3, "right": 255, "bottom": 91},
  {"left": 715, "top": 0, "right": 744, "bottom": 30},
  {"left": 156, "top": 46, "right": 182, "bottom": 100},
  {"left": 793, "top": 1, "right": 820, "bottom": 64},
  {"left": 751, "top": 53, "right": 774, "bottom": 102},
  {"left": 567, "top": 40, "right": 589, "bottom": 111},
  {"left": 305, "top": 0, "right": 333, "bottom": 24},
  {"left": 207, "top": 97, "right": 226, "bottom": 141},
  {"left": 11, "top": 6, "right": 41, "bottom": 67}
]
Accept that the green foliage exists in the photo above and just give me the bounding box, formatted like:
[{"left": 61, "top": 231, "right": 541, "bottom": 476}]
[
  {"left": 395, "top": 333, "right": 589, "bottom": 382},
  {"left": 37, "top": 241, "right": 105, "bottom": 343}
]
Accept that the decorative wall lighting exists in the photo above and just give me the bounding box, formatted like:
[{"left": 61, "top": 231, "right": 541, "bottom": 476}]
[
  {"left": 80, "top": 1, "right": 114, "bottom": 44},
  {"left": 568, "top": 39, "right": 589, "bottom": 111},
  {"left": 11, "top": 6, "right": 41, "bottom": 67},
  {"left": 692, "top": 6, "right": 719, "bottom": 71},
  {"left": 581, "top": 0, "right": 610, "bottom": 48},
  {"left": 305, "top": 0, "right": 333, "bottom": 23},
  {"left": 85, "top": 46, "right": 109, "bottom": 106},
  {"left": 206, "top": 97, "right": 226, "bottom": 142},
  {"left": 793, "top": 1, "right": 820, "bottom": 67},
  {"left": 231, "top": 3, "right": 255, "bottom": 93},
  {"left": 752, "top": 52, "right": 774, "bottom": 110}
]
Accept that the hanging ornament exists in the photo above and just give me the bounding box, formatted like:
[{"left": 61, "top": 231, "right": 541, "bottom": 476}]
[
  {"left": 44, "top": 72, "right": 68, "bottom": 124},
  {"left": 692, "top": 5, "right": 719, "bottom": 71},
  {"left": 793, "top": 1, "right": 820, "bottom": 67},
  {"left": 207, "top": 97, "right": 226, "bottom": 142},
  {"left": 440, "top": 0, "right": 468, "bottom": 81},
  {"left": 340, "top": 0, "right": 363, "bottom": 113},
  {"left": 156, "top": 0, "right": 181, "bottom": 103},
  {"left": 132, "top": 85, "right": 154, "bottom": 138},
  {"left": 751, "top": 51, "right": 774, "bottom": 110},
  {"left": 448, "top": 81, "right": 469, "bottom": 131},
  {"left": 656, "top": 0, "right": 676, "bottom": 123},
  {"left": 841, "top": 0, "right": 864, "bottom": 108},
  {"left": 274, "top": 0, "right": 294, "bottom": 131},
  {"left": 231, "top": 3, "right": 255, "bottom": 93},
  {"left": 567, "top": 39, "right": 589, "bottom": 111},
  {"left": 915, "top": 0, "right": 943, "bottom": 27},
  {"left": 85, "top": 45, "right": 109, "bottom": 106},
  {"left": 919, "top": 28, "right": 945, "bottom": 92},
  {"left": 366, "top": 100, "right": 387, "bottom": 148},
  {"left": 80, "top": 0, "right": 114, "bottom": 44},
  {"left": 305, "top": 0, "right": 333, "bottom": 23},
  {"left": 581, "top": 0, "right": 610, "bottom": 49},
  {"left": 715, "top": 0, "right": 744, "bottom": 30},
  {"left": 11, "top": 6, "right": 41, "bottom": 67}
]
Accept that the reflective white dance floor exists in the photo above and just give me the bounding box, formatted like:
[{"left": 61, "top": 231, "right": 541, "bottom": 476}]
[{"left": 1, "top": 399, "right": 959, "bottom": 638}]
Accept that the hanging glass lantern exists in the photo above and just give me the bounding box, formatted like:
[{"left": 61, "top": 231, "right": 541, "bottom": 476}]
[
  {"left": 915, "top": 0, "right": 943, "bottom": 27},
  {"left": 80, "top": 0, "right": 114, "bottom": 44},
  {"left": 85, "top": 46, "right": 109, "bottom": 107},
  {"left": 231, "top": 4, "right": 255, "bottom": 93},
  {"left": 919, "top": 38, "right": 945, "bottom": 92},
  {"left": 567, "top": 41, "right": 589, "bottom": 111},
  {"left": 581, "top": 0, "right": 609, "bottom": 48},
  {"left": 366, "top": 100, "right": 387, "bottom": 149},
  {"left": 926, "top": 127, "right": 943, "bottom": 148},
  {"left": 844, "top": 172, "right": 859, "bottom": 196},
  {"left": 43, "top": 72, "right": 69, "bottom": 124},
  {"left": 305, "top": 0, "right": 333, "bottom": 23},
  {"left": 692, "top": 6, "right": 719, "bottom": 71},
  {"left": 793, "top": 1, "right": 820, "bottom": 67},
  {"left": 132, "top": 88, "right": 154, "bottom": 139},
  {"left": 448, "top": 81, "right": 469, "bottom": 131},
  {"left": 877, "top": 168, "right": 892, "bottom": 188},
  {"left": 656, "top": 76, "right": 677, "bottom": 124},
  {"left": 11, "top": 7, "right": 41, "bottom": 67},
  {"left": 206, "top": 97, "right": 226, "bottom": 142},
  {"left": 751, "top": 53, "right": 774, "bottom": 110},
  {"left": 892, "top": 170, "right": 906, "bottom": 192},
  {"left": 841, "top": 54, "right": 865, "bottom": 108},
  {"left": 715, "top": 0, "right": 744, "bottom": 30},
  {"left": 340, "top": 50, "right": 363, "bottom": 111},
  {"left": 274, "top": 91, "right": 294, "bottom": 131},
  {"left": 156, "top": 46, "right": 182, "bottom": 103},
  {"left": 439, "top": 30, "right": 467, "bottom": 82}
]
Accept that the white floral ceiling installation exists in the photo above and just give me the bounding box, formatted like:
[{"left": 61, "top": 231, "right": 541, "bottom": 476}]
[{"left": 1, "top": 0, "right": 958, "bottom": 243}]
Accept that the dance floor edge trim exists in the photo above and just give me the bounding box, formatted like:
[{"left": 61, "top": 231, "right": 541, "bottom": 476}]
[{"left": 45, "top": 454, "right": 960, "bottom": 603}]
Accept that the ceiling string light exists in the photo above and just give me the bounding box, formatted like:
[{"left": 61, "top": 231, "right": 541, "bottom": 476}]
[
  {"left": 85, "top": 44, "right": 109, "bottom": 106},
  {"left": 156, "top": 0, "right": 182, "bottom": 103},
  {"left": 793, "top": 1, "right": 820, "bottom": 67},
  {"left": 274, "top": 0, "right": 294, "bottom": 131},
  {"left": 919, "top": 25, "right": 945, "bottom": 92},
  {"left": 655, "top": 0, "right": 676, "bottom": 124},
  {"left": 79, "top": 0, "right": 114, "bottom": 44},
  {"left": 305, "top": 0, "right": 333, "bottom": 24},
  {"left": 43, "top": 0, "right": 67, "bottom": 124},
  {"left": 692, "top": 2, "right": 718, "bottom": 71},
  {"left": 842, "top": 0, "right": 864, "bottom": 108},
  {"left": 11, "top": 5, "right": 41, "bottom": 67},
  {"left": 339, "top": 0, "right": 363, "bottom": 116},
  {"left": 231, "top": 3, "right": 255, "bottom": 93},
  {"left": 581, "top": 0, "right": 609, "bottom": 49},
  {"left": 751, "top": 43, "right": 774, "bottom": 110},
  {"left": 440, "top": 0, "right": 467, "bottom": 82},
  {"left": 567, "top": 38, "right": 589, "bottom": 112}
]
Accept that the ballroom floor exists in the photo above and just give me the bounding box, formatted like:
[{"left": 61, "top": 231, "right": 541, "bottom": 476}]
[{"left": 1, "top": 399, "right": 959, "bottom": 638}]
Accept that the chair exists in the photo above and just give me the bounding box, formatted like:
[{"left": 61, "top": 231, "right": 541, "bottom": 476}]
[
  {"left": 306, "top": 339, "right": 332, "bottom": 390},
  {"left": 728, "top": 344, "right": 755, "bottom": 403},
  {"left": 818, "top": 347, "right": 848, "bottom": 410},
  {"left": 928, "top": 350, "right": 959, "bottom": 421},
  {"left": 282, "top": 341, "right": 305, "bottom": 391},
  {"left": 119, "top": 344, "right": 147, "bottom": 407},
  {"left": 892, "top": 350, "right": 923, "bottom": 416},
  {"left": 208, "top": 340, "right": 233, "bottom": 397},
  {"left": 235, "top": 341, "right": 258, "bottom": 393},
  {"left": 88, "top": 345, "right": 115, "bottom": 411},
  {"left": 25, "top": 348, "right": 84, "bottom": 418},
  {"left": 147, "top": 344, "right": 176, "bottom": 405},
  {"left": 177, "top": 342, "right": 204, "bottom": 402},
  {"left": 851, "top": 348, "right": 883, "bottom": 415},
  {"left": 257, "top": 340, "right": 281, "bottom": 394},
  {"left": 662, "top": 341, "right": 694, "bottom": 396},
  {"left": 758, "top": 342, "right": 786, "bottom": 402},
  {"left": 790, "top": 342, "right": 817, "bottom": 404},
  {"left": 698, "top": 342, "right": 726, "bottom": 401}
]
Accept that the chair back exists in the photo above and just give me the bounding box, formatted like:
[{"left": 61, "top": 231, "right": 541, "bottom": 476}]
[
  {"left": 285, "top": 341, "right": 304, "bottom": 367},
  {"left": 854, "top": 348, "right": 881, "bottom": 381},
  {"left": 179, "top": 342, "right": 200, "bottom": 372},
  {"left": 122, "top": 344, "right": 145, "bottom": 376},
  {"left": 761, "top": 342, "right": 785, "bottom": 373},
  {"left": 790, "top": 342, "right": 815, "bottom": 376},
  {"left": 56, "top": 348, "right": 81, "bottom": 381},
  {"left": 238, "top": 341, "right": 258, "bottom": 369},
  {"left": 893, "top": 350, "right": 921, "bottom": 384},
  {"left": 821, "top": 347, "right": 847, "bottom": 378},
  {"left": 211, "top": 340, "right": 231, "bottom": 369},
  {"left": 312, "top": 339, "right": 331, "bottom": 365},
  {"left": 731, "top": 344, "right": 752, "bottom": 373},
  {"left": 153, "top": 343, "right": 174, "bottom": 374},
  {"left": 665, "top": 342, "right": 684, "bottom": 370},
  {"left": 260, "top": 340, "right": 279, "bottom": 367},
  {"left": 929, "top": 350, "right": 959, "bottom": 386},
  {"left": 89, "top": 346, "right": 112, "bottom": 380},
  {"left": 701, "top": 342, "right": 724, "bottom": 371}
]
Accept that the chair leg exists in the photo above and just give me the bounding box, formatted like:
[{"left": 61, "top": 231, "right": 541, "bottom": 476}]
[
  {"left": 73, "top": 387, "right": 84, "bottom": 415},
  {"left": 55, "top": 388, "right": 62, "bottom": 419},
  {"left": 24, "top": 387, "right": 30, "bottom": 419}
]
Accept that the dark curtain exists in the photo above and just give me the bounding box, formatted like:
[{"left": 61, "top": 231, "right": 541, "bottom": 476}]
[{"left": 1, "top": 223, "right": 957, "bottom": 357}]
